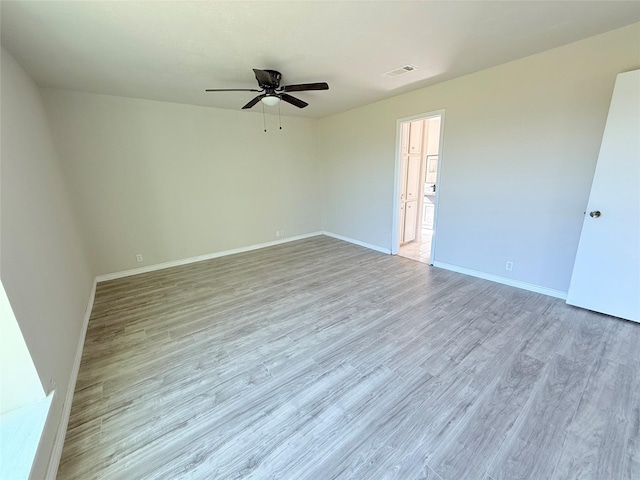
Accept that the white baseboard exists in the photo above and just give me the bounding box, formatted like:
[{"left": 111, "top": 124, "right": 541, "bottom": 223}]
[
  {"left": 45, "top": 278, "right": 97, "bottom": 480},
  {"left": 432, "top": 261, "right": 568, "bottom": 300},
  {"left": 95, "top": 232, "right": 324, "bottom": 283},
  {"left": 322, "top": 231, "right": 391, "bottom": 255}
]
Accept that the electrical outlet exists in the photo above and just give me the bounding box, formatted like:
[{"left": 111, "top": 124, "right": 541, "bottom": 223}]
[
  {"left": 505, "top": 261, "right": 513, "bottom": 271},
  {"left": 275, "top": 230, "right": 285, "bottom": 238},
  {"left": 136, "top": 254, "right": 144, "bottom": 263}
]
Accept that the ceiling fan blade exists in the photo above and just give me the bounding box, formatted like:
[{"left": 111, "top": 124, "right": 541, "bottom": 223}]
[
  {"left": 253, "top": 69, "right": 275, "bottom": 86},
  {"left": 280, "top": 93, "right": 309, "bottom": 109},
  {"left": 280, "top": 82, "right": 329, "bottom": 92},
  {"left": 242, "top": 94, "right": 265, "bottom": 109},
  {"left": 205, "top": 88, "right": 262, "bottom": 92}
]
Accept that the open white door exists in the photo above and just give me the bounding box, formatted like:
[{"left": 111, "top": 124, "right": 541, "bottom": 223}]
[{"left": 566, "top": 70, "right": 639, "bottom": 323}]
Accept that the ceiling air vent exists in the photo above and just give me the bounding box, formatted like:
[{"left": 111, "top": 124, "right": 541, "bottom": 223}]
[{"left": 385, "top": 64, "right": 419, "bottom": 78}]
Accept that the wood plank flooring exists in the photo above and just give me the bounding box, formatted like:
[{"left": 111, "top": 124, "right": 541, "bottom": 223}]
[{"left": 57, "top": 236, "right": 640, "bottom": 480}]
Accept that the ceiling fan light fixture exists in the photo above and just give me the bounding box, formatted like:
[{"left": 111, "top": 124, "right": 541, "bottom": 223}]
[{"left": 261, "top": 95, "right": 280, "bottom": 106}]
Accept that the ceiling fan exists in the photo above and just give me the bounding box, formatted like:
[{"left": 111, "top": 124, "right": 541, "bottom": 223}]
[{"left": 205, "top": 69, "right": 329, "bottom": 109}]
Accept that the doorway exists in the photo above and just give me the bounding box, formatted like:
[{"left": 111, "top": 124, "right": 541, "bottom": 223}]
[{"left": 393, "top": 111, "right": 444, "bottom": 264}]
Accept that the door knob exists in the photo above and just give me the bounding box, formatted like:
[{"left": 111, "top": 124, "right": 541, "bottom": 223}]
[{"left": 589, "top": 210, "right": 601, "bottom": 218}]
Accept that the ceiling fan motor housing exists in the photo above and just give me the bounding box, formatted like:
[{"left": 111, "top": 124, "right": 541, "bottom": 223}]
[{"left": 261, "top": 70, "right": 282, "bottom": 88}]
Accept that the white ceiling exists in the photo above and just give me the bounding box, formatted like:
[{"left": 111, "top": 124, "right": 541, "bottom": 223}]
[{"left": 2, "top": 1, "right": 639, "bottom": 118}]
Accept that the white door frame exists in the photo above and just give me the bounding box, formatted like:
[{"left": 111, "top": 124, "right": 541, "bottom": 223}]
[{"left": 391, "top": 109, "right": 446, "bottom": 262}]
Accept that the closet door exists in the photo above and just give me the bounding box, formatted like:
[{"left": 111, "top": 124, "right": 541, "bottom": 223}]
[
  {"left": 399, "top": 203, "right": 406, "bottom": 243},
  {"left": 400, "top": 156, "right": 408, "bottom": 202},
  {"left": 405, "top": 156, "right": 421, "bottom": 201},
  {"left": 401, "top": 123, "right": 410, "bottom": 155},
  {"left": 566, "top": 70, "right": 639, "bottom": 323},
  {"left": 404, "top": 201, "right": 418, "bottom": 242},
  {"left": 408, "top": 120, "right": 423, "bottom": 154}
]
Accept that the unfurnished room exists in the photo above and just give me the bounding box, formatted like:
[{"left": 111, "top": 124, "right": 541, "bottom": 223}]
[{"left": 0, "top": 1, "right": 639, "bottom": 479}]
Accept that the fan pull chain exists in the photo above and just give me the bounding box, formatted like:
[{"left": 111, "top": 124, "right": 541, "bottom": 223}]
[
  {"left": 278, "top": 101, "right": 282, "bottom": 130},
  {"left": 262, "top": 103, "right": 267, "bottom": 132}
]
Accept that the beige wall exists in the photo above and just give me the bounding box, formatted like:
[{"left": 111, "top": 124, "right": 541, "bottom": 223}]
[
  {"left": 42, "top": 91, "right": 323, "bottom": 275},
  {"left": 318, "top": 23, "right": 640, "bottom": 293},
  {"left": 0, "top": 47, "right": 94, "bottom": 478}
]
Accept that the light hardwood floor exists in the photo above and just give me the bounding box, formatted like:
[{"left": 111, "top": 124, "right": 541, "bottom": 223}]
[{"left": 58, "top": 236, "right": 640, "bottom": 480}]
